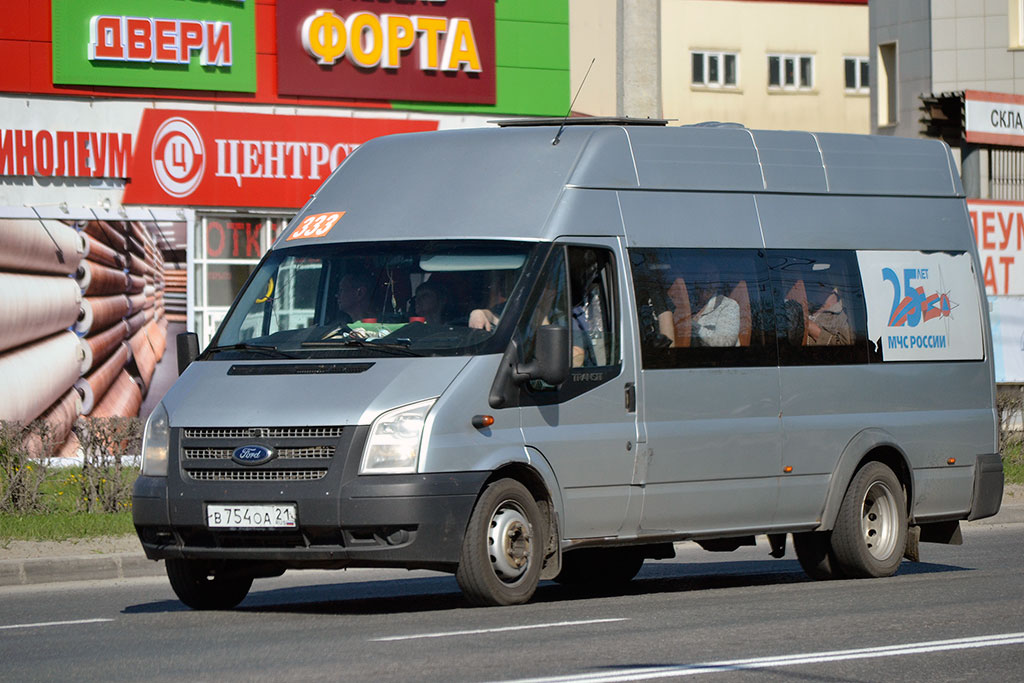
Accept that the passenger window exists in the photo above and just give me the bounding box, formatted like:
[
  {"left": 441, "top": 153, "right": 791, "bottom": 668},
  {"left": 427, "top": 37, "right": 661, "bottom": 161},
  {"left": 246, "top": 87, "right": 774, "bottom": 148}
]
[
  {"left": 568, "top": 247, "right": 619, "bottom": 368},
  {"left": 766, "top": 250, "right": 869, "bottom": 365},
  {"left": 520, "top": 245, "right": 620, "bottom": 391},
  {"left": 629, "top": 248, "right": 775, "bottom": 369}
]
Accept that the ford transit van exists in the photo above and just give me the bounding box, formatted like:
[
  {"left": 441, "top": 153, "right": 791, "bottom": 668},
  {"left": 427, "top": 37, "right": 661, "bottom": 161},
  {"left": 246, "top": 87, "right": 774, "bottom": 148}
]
[{"left": 133, "top": 119, "right": 1003, "bottom": 608}]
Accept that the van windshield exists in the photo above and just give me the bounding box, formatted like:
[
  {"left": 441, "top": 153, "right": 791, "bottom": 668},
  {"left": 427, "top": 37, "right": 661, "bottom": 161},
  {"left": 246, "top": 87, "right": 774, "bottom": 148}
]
[{"left": 210, "top": 240, "right": 539, "bottom": 359}]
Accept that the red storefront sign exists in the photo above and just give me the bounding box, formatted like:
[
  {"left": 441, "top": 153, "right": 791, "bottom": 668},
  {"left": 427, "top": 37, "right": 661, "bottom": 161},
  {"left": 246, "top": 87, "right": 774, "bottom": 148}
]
[
  {"left": 123, "top": 109, "right": 438, "bottom": 208},
  {"left": 0, "top": 129, "right": 132, "bottom": 178},
  {"left": 276, "top": 0, "right": 495, "bottom": 104}
]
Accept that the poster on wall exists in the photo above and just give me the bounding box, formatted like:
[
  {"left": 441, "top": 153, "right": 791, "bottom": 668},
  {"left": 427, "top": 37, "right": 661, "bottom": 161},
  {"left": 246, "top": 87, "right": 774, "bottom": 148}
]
[
  {"left": 989, "top": 296, "right": 1024, "bottom": 382},
  {"left": 967, "top": 199, "right": 1024, "bottom": 295},
  {"left": 276, "top": 0, "right": 496, "bottom": 104},
  {"left": 857, "top": 250, "right": 985, "bottom": 362}
]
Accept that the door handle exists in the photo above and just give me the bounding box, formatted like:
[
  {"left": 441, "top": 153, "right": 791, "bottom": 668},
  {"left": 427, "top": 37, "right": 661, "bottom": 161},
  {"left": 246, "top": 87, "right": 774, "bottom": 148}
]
[{"left": 625, "top": 382, "right": 636, "bottom": 413}]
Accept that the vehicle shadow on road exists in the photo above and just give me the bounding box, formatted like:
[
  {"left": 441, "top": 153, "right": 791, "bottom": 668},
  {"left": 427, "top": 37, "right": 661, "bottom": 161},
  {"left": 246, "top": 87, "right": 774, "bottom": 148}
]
[{"left": 121, "top": 558, "right": 969, "bottom": 616}]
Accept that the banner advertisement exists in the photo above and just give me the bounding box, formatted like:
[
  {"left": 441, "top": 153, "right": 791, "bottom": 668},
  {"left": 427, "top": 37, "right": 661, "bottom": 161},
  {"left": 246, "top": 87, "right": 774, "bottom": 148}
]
[
  {"left": 967, "top": 199, "right": 1024, "bottom": 295},
  {"left": 122, "top": 109, "right": 438, "bottom": 208},
  {"left": 989, "top": 296, "right": 1024, "bottom": 382},
  {"left": 276, "top": 0, "right": 496, "bottom": 104},
  {"left": 857, "top": 250, "right": 985, "bottom": 362},
  {"left": 51, "top": 0, "right": 257, "bottom": 92}
]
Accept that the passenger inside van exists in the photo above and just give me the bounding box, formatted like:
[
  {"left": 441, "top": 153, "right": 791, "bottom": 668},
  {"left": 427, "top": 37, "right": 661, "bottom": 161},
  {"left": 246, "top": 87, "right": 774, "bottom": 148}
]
[
  {"left": 806, "top": 287, "right": 853, "bottom": 346},
  {"left": 690, "top": 265, "right": 741, "bottom": 347},
  {"left": 335, "top": 269, "right": 375, "bottom": 324},
  {"left": 411, "top": 280, "right": 451, "bottom": 325}
]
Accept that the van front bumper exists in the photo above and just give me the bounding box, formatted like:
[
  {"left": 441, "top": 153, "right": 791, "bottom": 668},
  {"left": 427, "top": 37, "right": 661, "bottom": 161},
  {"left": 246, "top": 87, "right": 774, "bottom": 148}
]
[{"left": 132, "top": 471, "right": 489, "bottom": 572}]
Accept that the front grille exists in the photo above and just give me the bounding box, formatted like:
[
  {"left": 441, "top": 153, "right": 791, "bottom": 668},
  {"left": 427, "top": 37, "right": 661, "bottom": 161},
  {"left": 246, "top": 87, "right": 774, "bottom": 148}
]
[
  {"left": 183, "top": 446, "right": 335, "bottom": 460},
  {"left": 188, "top": 470, "right": 328, "bottom": 482},
  {"left": 184, "top": 427, "right": 345, "bottom": 439},
  {"left": 178, "top": 425, "right": 351, "bottom": 485}
]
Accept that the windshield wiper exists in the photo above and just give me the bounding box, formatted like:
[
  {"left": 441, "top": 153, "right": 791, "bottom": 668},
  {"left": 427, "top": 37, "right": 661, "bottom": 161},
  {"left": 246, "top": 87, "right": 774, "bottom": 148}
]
[
  {"left": 205, "top": 343, "right": 298, "bottom": 359},
  {"left": 301, "top": 338, "right": 422, "bottom": 357}
]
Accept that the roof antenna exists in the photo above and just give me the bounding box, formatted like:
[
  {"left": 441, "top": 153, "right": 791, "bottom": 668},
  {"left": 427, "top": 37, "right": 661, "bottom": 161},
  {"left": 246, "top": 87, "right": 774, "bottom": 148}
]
[{"left": 553, "top": 58, "right": 595, "bottom": 146}]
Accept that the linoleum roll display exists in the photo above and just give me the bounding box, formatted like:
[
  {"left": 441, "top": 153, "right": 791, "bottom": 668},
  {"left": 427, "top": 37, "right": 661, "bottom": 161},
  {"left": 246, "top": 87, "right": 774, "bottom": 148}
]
[
  {"left": 91, "top": 370, "right": 142, "bottom": 418},
  {"left": 129, "top": 329, "right": 157, "bottom": 390},
  {"left": 0, "top": 219, "right": 87, "bottom": 275},
  {"left": 83, "top": 233, "right": 124, "bottom": 269},
  {"left": 0, "top": 272, "right": 82, "bottom": 353},
  {"left": 83, "top": 221, "right": 127, "bottom": 253},
  {"left": 77, "top": 295, "right": 131, "bottom": 336},
  {"left": 75, "top": 343, "right": 131, "bottom": 414},
  {"left": 77, "top": 260, "right": 129, "bottom": 296},
  {"left": 82, "top": 320, "right": 129, "bottom": 370},
  {"left": 0, "top": 330, "right": 86, "bottom": 423}
]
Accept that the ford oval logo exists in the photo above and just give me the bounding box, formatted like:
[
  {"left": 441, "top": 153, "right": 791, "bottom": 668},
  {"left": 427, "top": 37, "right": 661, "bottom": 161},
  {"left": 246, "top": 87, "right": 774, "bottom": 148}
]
[{"left": 232, "top": 444, "right": 274, "bottom": 466}]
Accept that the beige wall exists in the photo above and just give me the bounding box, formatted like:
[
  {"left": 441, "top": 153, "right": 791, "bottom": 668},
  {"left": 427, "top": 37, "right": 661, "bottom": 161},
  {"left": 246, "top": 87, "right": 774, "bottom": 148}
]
[
  {"left": 569, "top": 0, "right": 619, "bottom": 117},
  {"left": 571, "top": 0, "right": 870, "bottom": 133}
]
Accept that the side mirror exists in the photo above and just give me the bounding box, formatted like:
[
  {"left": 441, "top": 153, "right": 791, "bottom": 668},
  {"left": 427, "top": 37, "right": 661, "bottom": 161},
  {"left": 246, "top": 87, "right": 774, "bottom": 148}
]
[
  {"left": 176, "top": 332, "right": 200, "bottom": 375},
  {"left": 515, "top": 324, "right": 569, "bottom": 387}
]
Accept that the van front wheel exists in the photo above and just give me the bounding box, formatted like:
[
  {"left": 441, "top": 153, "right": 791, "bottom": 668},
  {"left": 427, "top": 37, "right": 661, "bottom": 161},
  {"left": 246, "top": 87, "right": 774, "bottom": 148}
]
[
  {"left": 830, "top": 461, "right": 907, "bottom": 578},
  {"left": 456, "top": 479, "right": 545, "bottom": 606},
  {"left": 166, "top": 559, "right": 253, "bottom": 610}
]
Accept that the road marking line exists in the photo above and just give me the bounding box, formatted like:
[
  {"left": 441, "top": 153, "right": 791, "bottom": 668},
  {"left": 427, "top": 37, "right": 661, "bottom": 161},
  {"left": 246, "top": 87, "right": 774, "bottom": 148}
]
[
  {"left": 371, "top": 617, "right": 629, "bottom": 642},
  {"left": 0, "top": 618, "right": 113, "bottom": 632},
  {"left": 498, "top": 631, "right": 1024, "bottom": 682}
]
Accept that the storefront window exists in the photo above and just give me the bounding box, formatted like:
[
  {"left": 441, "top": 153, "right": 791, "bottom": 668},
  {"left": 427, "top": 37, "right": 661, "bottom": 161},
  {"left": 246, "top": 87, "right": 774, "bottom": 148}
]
[{"left": 193, "top": 214, "right": 292, "bottom": 347}]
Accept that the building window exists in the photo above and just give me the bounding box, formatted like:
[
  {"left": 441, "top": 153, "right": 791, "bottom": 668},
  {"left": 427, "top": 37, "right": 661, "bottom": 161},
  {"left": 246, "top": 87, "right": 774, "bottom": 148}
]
[
  {"left": 877, "top": 42, "right": 898, "bottom": 126},
  {"left": 768, "top": 54, "right": 814, "bottom": 91},
  {"left": 1011, "top": 0, "right": 1024, "bottom": 49},
  {"left": 692, "top": 51, "right": 738, "bottom": 88},
  {"left": 844, "top": 57, "right": 869, "bottom": 94}
]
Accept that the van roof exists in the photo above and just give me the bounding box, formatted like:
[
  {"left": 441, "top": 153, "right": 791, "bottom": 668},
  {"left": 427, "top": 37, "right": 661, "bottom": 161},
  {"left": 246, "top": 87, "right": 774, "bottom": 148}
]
[{"left": 289, "top": 123, "right": 963, "bottom": 246}]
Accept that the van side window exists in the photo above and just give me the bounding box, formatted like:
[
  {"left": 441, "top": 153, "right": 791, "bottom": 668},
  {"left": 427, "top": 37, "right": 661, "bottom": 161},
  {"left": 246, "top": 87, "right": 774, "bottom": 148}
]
[
  {"left": 766, "top": 250, "right": 869, "bottom": 365},
  {"left": 568, "top": 246, "right": 620, "bottom": 368},
  {"left": 629, "top": 248, "right": 774, "bottom": 368},
  {"left": 520, "top": 245, "right": 621, "bottom": 393}
]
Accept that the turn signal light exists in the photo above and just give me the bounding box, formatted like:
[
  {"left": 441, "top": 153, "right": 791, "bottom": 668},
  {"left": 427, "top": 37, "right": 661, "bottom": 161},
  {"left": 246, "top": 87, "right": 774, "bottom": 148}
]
[
  {"left": 947, "top": 458, "right": 956, "bottom": 465},
  {"left": 472, "top": 414, "right": 495, "bottom": 429},
  {"left": 783, "top": 466, "right": 793, "bottom": 473}
]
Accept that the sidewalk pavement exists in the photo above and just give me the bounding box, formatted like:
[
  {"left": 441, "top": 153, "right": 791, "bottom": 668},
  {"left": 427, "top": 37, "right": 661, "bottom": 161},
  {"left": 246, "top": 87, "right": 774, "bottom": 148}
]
[{"left": 2, "top": 497, "right": 1023, "bottom": 588}]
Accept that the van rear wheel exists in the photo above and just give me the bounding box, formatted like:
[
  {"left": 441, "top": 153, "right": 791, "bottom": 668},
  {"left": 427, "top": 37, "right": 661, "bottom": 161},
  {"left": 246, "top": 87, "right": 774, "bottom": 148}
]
[
  {"left": 166, "top": 559, "right": 253, "bottom": 610},
  {"left": 793, "top": 532, "right": 843, "bottom": 580},
  {"left": 456, "top": 478, "right": 545, "bottom": 606},
  {"left": 830, "top": 462, "right": 907, "bottom": 578}
]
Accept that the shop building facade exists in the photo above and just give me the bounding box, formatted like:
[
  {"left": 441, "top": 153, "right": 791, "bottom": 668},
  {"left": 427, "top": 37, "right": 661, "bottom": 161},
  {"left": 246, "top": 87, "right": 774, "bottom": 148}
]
[
  {"left": 871, "top": 0, "right": 1024, "bottom": 382},
  {"left": 0, "top": 0, "right": 570, "bottom": 429},
  {"left": 569, "top": 0, "right": 870, "bottom": 132}
]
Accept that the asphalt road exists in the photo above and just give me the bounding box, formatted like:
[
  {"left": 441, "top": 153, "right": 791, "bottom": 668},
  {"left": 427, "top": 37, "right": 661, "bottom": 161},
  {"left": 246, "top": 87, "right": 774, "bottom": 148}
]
[{"left": 2, "top": 523, "right": 1023, "bottom": 683}]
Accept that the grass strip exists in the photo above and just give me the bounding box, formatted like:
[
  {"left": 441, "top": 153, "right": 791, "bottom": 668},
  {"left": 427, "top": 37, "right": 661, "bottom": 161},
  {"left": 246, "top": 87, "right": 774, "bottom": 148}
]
[{"left": 0, "top": 511, "right": 134, "bottom": 542}]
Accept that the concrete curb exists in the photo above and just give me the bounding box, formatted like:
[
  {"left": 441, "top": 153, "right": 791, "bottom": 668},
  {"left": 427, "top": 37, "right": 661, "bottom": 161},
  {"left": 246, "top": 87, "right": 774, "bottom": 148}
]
[
  {"left": 2, "top": 503, "right": 1022, "bottom": 588},
  {"left": 0, "top": 553, "right": 164, "bottom": 587}
]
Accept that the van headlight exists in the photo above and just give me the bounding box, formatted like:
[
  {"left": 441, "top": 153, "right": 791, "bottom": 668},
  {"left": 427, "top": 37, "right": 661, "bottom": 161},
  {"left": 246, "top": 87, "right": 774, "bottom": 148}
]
[
  {"left": 359, "top": 398, "right": 435, "bottom": 474},
  {"left": 141, "top": 402, "right": 170, "bottom": 477}
]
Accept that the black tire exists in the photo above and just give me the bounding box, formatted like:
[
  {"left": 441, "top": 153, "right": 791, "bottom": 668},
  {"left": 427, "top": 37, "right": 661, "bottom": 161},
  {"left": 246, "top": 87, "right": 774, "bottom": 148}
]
[
  {"left": 553, "top": 548, "right": 644, "bottom": 587},
  {"left": 166, "top": 559, "right": 254, "bottom": 610},
  {"left": 793, "top": 531, "right": 844, "bottom": 581},
  {"left": 830, "top": 461, "right": 908, "bottom": 578},
  {"left": 456, "top": 479, "right": 545, "bottom": 606}
]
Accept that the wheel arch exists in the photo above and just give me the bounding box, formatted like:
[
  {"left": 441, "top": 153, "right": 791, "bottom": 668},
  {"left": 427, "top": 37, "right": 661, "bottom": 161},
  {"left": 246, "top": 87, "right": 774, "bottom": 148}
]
[
  {"left": 472, "top": 451, "right": 563, "bottom": 580},
  {"left": 819, "top": 429, "right": 914, "bottom": 531}
]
